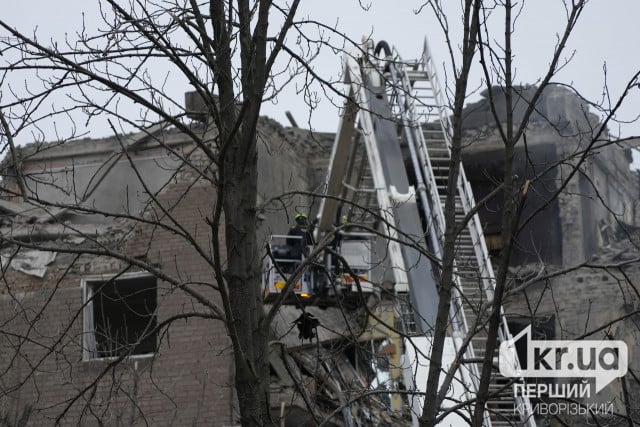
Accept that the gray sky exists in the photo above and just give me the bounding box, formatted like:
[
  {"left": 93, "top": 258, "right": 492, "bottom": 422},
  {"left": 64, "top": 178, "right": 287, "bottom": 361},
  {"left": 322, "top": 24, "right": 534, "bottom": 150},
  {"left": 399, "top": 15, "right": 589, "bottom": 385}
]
[{"left": 2, "top": 1, "right": 640, "bottom": 142}]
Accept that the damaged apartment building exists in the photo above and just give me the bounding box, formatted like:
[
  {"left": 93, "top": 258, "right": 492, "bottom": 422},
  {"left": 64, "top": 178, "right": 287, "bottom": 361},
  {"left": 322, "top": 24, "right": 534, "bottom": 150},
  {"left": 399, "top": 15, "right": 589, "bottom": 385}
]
[
  {"left": 461, "top": 84, "right": 640, "bottom": 423},
  {"left": 1, "top": 82, "right": 640, "bottom": 427},
  {"left": 0, "top": 92, "right": 399, "bottom": 426}
]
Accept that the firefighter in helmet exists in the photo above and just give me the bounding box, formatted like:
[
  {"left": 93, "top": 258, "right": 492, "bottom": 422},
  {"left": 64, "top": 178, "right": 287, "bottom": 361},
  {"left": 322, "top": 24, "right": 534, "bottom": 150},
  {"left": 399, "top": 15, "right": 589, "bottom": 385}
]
[{"left": 287, "top": 213, "right": 314, "bottom": 259}]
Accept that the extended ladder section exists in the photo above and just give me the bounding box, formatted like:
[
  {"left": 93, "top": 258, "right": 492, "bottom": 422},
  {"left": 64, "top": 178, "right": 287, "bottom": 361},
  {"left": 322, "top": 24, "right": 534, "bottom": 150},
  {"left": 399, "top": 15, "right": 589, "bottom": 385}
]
[
  {"left": 316, "top": 39, "right": 535, "bottom": 426},
  {"left": 393, "top": 39, "right": 536, "bottom": 426}
]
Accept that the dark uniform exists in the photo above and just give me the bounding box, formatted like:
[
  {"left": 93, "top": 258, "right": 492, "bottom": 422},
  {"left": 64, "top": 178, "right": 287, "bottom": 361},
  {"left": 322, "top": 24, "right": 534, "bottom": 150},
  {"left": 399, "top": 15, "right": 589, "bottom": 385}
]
[{"left": 287, "top": 214, "right": 313, "bottom": 259}]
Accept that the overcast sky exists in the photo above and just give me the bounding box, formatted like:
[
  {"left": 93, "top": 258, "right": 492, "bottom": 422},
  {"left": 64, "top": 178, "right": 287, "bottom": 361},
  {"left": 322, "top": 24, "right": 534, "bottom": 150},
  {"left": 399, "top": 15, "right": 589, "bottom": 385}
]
[{"left": 2, "top": 1, "right": 640, "bottom": 143}]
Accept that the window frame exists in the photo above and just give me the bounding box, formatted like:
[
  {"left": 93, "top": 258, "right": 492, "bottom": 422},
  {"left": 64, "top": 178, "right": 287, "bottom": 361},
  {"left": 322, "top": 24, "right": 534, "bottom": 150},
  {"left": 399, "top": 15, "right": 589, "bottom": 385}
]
[{"left": 81, "top": 272, "right": 158, "bottom": 362}]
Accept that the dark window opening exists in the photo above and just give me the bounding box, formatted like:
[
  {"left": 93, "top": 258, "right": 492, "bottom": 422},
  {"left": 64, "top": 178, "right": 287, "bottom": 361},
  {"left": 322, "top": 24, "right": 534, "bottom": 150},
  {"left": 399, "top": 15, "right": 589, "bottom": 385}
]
[
  {"left": 508, "top": 315, "right": 555, "bottom": 370},
  {"left": 84, "top": 276, "right": 157, "bottom": 359},
  {"left": 507, "top": 315, "right": 555, "bottom": 404},
  {"left": 484, "top": 233, "right": 503, "bottom": 257}
]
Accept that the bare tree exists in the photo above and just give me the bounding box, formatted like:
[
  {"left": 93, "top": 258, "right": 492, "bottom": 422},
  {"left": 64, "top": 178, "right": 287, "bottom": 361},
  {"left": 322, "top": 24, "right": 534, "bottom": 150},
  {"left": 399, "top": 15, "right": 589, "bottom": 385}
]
[
  {"left": 1, "top": 1, "right": 640, "bottom": 426},
  {"left": 416, "top": 0, "right": 640, "bottom": 426},
  {"left": 0, "top": 1, "right": 312, "bottom": 425}
]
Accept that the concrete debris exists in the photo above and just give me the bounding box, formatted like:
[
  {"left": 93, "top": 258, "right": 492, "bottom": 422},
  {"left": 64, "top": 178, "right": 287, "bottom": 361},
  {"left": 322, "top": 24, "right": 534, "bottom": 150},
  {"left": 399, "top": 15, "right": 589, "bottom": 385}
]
[
  {"left": 62, "top": 235, "right": 86, "bottom": 245},
  {"left": 269, "top": 305, "right": 367, "bottom": 349},
  {"left": 268, "top": 304, "right": 408, "bottom": 425},
  {"left": 0, "top": 199, "right": 31, "bottom": 216},
  {"left": 0, "top": 223, "right": 109, "bottom": 242},
  {"left": 269, "top": 343, "right": 407, "bottom": 426},
  {"left": 589, "top": 227, "right": 640, "bottom": 263},
  {"left": 1, "top": 249, "right": 57, "bottom": 278}
]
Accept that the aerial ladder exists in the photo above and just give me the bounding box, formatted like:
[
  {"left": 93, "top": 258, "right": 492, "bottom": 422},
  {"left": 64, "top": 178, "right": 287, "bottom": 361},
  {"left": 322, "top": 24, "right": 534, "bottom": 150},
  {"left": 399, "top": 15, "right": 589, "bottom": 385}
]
[{"left": 315, "top": 39, "right": 536, "bottom": 426}]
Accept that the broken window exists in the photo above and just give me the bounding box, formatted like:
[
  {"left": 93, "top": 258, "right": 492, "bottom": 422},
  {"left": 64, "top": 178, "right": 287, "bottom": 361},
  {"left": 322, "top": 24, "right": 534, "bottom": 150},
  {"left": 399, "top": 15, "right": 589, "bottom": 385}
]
[
  {"left": 508, "top": 315, "right": 555, "bottom": 369},
  {"left": 484, "top": 233, "right": 503, "bottom": 256},
  {"left": 507, "top": 315, "right": 556, "bottom": 400},
  {"left": 82, "top": 275, "right": 157, "bottom": 360}
]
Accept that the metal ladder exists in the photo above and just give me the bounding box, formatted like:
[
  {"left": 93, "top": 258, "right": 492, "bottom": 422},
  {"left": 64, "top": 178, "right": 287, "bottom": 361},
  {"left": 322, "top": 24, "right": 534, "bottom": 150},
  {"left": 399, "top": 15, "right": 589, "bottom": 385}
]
[
  {"left": 317, "top": 38, "right": 536, "bottom": 425},
  {"left": 385, "top": 38, "right": 536, "bottom": 426}
]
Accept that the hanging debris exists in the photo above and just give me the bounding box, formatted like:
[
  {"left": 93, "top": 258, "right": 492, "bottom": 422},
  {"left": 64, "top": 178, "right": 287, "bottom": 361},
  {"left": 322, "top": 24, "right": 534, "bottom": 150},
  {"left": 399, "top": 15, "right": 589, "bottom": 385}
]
[{"left": 294, "top": 312, "right": 320, "bottom": 340}]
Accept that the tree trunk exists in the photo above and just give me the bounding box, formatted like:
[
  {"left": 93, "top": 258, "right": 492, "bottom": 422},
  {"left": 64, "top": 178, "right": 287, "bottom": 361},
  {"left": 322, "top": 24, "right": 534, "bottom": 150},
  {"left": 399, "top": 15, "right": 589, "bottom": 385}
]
[
  {"left": 222, "top": 130, "right": 273, "bottom": 426},
  {"left": 419, "top": 1, "right": 482, "bottom": 425}
]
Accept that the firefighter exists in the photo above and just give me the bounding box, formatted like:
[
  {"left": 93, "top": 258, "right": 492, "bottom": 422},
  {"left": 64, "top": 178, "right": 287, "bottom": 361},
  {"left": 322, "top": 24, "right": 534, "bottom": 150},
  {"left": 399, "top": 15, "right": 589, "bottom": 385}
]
[{"left": 287, "top": 213, "right": 314, "bottom": 259}]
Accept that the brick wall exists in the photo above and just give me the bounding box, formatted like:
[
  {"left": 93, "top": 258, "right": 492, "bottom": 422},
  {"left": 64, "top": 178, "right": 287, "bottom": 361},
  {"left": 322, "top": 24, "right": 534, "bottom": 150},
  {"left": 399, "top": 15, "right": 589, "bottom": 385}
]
[
  {"left": 0, "top": 115, "right": 323, "bottom": 425},
  {"left": 0, "top": 179, "right": 237, "bottom": 426},
  {"left": 504, "top": 263, "right": 640, "bottom": 422}
]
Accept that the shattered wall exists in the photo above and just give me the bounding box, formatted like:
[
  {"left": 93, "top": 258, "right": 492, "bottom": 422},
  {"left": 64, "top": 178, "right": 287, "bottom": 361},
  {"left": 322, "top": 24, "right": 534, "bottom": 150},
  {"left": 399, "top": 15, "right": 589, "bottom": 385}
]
[
  {"left": 462, "top": 84, "right": 640, "bottom": 424},
  {"left": 0, "top": 172, "right": 234, "bottom": 425},
  {"left": 254, "top": 117, "right": 333, "bottom": 244},
  {"left": 0, "top": 110, "right": 333, "bottom": 425},
  {"left": 461, "top": 84, "right": 640, "bottom": 266},
  {"left": 504, "top": 244, "right": 640, "bottom": 425},
  {"left": 3, "top": 82, "right": 638, "bottom": 426}
]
